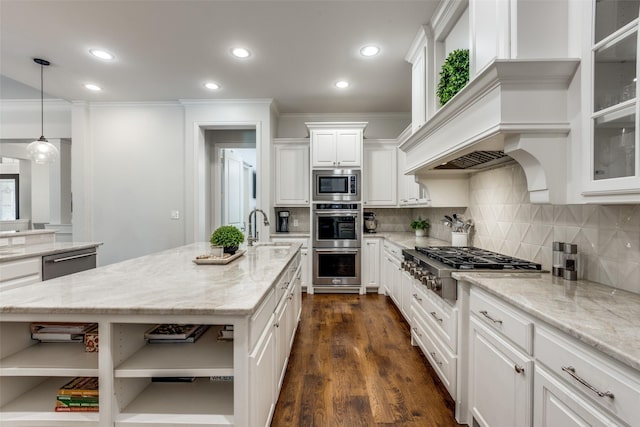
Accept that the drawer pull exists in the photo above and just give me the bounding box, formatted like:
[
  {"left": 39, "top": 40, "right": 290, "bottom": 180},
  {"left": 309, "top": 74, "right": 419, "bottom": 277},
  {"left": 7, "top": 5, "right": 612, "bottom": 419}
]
[
  {"left": 561, "top": 366, "right": 615, "bottom": 399},
  {"left": 479, "top": 310, "right": 503, "bottom": 325},
  {"left": 413, "top": 293, "right": 422, "bottom": 302},
  {"left": 412, "top": 327, "right": 421, "bottom": 337},
  {"left": 429, "top": 352, "right": 443, "bottom": 367},
  {"left": 430, "top": 311, "right": 443, "bottom": 323},
  {"left": 514, "top": 365, "right": 525, "bottom": 374}
]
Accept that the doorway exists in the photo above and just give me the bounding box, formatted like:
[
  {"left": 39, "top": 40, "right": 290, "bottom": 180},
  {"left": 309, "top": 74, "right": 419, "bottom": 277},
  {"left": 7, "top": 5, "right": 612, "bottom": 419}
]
[{"left": 205, "top": 128, "right": 256, "bottom": 240}]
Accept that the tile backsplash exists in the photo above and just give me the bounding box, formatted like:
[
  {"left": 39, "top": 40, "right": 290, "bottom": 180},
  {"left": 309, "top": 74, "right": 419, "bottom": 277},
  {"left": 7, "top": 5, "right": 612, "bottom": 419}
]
[{"left": 413, "top": 163, "right": 640, "bottom": 294}]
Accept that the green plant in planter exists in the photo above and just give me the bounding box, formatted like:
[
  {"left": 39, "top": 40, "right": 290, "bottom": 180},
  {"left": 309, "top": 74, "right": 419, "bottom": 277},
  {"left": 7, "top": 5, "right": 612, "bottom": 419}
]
[
  {"left": 436, "top": 48, "right": 470, "bottom": 106},
  {"left": 210, "top": 225, "right": 245, "bottom": 254},
  {"left": 410, "top": 217, "right": 430, "bottom": 231}
]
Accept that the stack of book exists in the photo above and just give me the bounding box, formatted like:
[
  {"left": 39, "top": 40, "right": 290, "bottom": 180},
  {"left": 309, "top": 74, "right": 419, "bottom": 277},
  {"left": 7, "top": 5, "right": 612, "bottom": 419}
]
[
  {"left": 30, "top": 322, "right": 98, "bottom": 343},
  {"left": 144, "top": 324, "right": 209, "bottom": 343},
  {"left": 55, "top": 377, "right": 99, "bottom": 412}
]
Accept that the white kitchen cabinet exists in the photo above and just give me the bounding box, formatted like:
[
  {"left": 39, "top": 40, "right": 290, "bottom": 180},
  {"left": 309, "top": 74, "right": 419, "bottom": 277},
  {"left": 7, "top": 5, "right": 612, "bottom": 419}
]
[
  {"left": 583, "top": 0, "right": 640, "bottom": 201},
  {"left": 362, "top": 237, "right": 381, "bottom": 292},
  {"left": 469, "top": 316, "right": 533, "bottom": 427},
  {"left": 400, "top": 270, "right": 414, "bottom": 323},
  {"left": 382, "top": 241, "right": 403, "bottom": 307},
  {"left": 363, "top": 141, "right": 397, "bottom": 206},
  {"left": 307, "top": 122, "right": 366, "bottom": 168},
  {"left": 273, "top": 139, "right": 310, "bottom": 206},
  {"left": 0, "top": 256, "right": 41, "bottom": 291},
  {"left": 250, "top": 316, "right": 276, "bottom": 427},
  {"left": 271, "top": 237, "right": 310, "bottom": 292},
  {"left": 397, "top": 147, "right": 429, "bottom": 206},
  {"left": 407, "top": 26, "right": 428, "bottom": 133}
]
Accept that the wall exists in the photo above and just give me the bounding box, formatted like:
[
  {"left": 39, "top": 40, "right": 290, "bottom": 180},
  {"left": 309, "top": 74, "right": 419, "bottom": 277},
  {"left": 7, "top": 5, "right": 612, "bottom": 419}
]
[
  {"left": 74, "top": 103, "right": 186, "bottom": 265},
  {"left": 415, "top": 163, "right": 640, "bottom": 295},
  {"left": 276, "top": 113, "right": 410, "bottom": 139}
]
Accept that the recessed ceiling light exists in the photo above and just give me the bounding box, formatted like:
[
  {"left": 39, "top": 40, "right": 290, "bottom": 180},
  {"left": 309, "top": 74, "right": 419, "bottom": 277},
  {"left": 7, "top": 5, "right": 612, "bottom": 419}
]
[
  {"left": 231, "top": 47, "right": 251, "bottom": 58},
  {"left": 89, "top": 49, "right": 114, "bottom": 60},
  {"left": 360, "top": 45, "right": 380, "bottom": 57},
  {"left": 205, "top": 82, "right": 220, "bottom": 90},
  {"left": 335, "top": 81, "right": 350, "bottom": 89},
  {"left": 84, "top": 84, "right": 102, "bottom": 91}
]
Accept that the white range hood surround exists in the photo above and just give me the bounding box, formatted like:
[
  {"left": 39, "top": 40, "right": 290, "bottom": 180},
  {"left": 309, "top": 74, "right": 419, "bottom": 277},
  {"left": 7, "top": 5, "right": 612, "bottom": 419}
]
[{"left": 400, "top": 59, "right": 580, "bottom": 204}]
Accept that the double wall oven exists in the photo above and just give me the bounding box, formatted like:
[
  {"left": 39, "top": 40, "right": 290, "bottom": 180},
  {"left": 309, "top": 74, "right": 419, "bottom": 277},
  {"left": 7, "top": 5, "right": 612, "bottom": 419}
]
[{"left": 312, "top": 203, "right": 360, "bottom": 289}]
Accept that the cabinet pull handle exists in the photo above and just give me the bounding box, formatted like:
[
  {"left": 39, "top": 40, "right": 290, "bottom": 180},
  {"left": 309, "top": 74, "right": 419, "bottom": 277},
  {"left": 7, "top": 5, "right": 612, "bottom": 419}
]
[
  {"left": 429, "top": 352, "right": 443, "bottom": 366},
  {"left": 479, "top": 310, "right": 503, "bottom": 325},
  {"left": 514, "top": 365, "right": 525, "bottom": 374},
  {"left": 412, "top": 327, "right": 421, "bottom": 337},
  {"left": 430, "top": 311, "right": 443, "bottom": 323},
  {"left": 48, "top": 252, "right": 97, "bottom": 263},
  {"left": 413, "top": 293, "right": 422, "bottom": 302},
  {"left": 561, "top": 366, "right": 615, "bottom": 399},
  {"left": 274, "top": 322, "right": 280, "bottom": 328}
]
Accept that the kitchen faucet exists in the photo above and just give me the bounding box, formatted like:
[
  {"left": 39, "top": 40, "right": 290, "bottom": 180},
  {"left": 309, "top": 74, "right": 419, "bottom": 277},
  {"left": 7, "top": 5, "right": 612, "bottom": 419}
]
[{"left": 247, "top": 208, "right": 270, "bottom": 246}]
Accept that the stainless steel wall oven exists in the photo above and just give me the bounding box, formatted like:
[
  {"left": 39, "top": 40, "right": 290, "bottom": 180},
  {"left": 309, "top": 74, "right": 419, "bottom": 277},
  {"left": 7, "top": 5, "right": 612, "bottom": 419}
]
[{"left": 312, "top": 203, "right": 361, "bottom": 290}]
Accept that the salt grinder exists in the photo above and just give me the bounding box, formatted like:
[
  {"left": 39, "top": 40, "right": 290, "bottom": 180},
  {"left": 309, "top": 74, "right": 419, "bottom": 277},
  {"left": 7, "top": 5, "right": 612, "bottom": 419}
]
[
  {"left": 552, "top": 241, "right": 565, "bottom": 277},
  {"left": 563, "top": 243, "right": 578, "bottom": 281}
]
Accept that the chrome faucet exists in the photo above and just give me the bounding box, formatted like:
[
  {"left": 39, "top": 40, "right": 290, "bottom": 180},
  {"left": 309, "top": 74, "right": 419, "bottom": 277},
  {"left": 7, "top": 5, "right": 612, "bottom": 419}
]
[{"left": 247, "top": 208, "right": 270, "bottom": 246}]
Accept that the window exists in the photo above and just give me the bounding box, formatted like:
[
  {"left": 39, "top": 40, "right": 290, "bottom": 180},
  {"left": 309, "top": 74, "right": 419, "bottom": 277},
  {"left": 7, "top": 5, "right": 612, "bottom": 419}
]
[{"left": 0, "top": 174, "right": 19, "bottom": 220}]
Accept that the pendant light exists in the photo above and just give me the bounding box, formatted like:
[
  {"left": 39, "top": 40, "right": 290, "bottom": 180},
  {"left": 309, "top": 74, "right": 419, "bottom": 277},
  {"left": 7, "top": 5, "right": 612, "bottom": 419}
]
[{"left": 26, "top": 58, "right": 59, "bottom": 164}]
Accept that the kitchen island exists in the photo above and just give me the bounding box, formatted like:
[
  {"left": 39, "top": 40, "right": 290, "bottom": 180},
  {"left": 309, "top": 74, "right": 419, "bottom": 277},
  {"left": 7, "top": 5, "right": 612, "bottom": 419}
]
[{"left": 0, "top": 241, "right": 302, "bottom": 427}]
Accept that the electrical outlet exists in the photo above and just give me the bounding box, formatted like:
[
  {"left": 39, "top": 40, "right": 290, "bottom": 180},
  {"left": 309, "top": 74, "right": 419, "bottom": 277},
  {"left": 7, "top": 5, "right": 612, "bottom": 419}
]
[
  {"left": 293, "top": 219, "right": 299, "bottom": 227},
  {"left": 170, "top": 210, "right": 180, "bottom": 220}
]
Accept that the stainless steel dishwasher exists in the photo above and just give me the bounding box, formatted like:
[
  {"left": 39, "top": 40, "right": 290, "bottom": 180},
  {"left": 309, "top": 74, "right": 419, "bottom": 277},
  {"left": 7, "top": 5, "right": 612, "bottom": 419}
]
[{"left": 42, "top": 247, "right": 97, "bottom": 281}]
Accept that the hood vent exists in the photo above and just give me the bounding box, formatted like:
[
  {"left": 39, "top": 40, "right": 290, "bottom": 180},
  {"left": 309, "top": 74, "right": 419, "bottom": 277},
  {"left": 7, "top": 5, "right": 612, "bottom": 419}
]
[{"left": 435, "top": 150, "right": 510, "bottom": 170}]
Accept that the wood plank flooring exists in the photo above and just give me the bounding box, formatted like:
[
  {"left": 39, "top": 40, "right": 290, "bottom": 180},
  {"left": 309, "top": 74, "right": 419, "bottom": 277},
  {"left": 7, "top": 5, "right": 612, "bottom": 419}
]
[{"left": 271, "top": 293, "right": 463, "bottom": 427}]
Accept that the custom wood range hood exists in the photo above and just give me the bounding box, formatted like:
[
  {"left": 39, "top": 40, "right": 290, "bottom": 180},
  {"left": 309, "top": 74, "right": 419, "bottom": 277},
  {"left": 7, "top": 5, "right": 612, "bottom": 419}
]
[{"left": 399, "top": 59, "right": 580, "bottom": 204}]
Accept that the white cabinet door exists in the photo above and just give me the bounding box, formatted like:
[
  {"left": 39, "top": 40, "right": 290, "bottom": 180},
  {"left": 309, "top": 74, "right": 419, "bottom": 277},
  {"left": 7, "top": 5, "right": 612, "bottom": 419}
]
[
  {"left": 383, "top": 251, "right": 402, "bottom": 307},
  {"left": 363, "top": 143, "right": 397, "bottom": 206},
  {"left": 400, "top": 270, "right": 413, "bottom": 323},
  {"left": 411, "top": 46, "right": 426, "bottom": 134},
  {"left": 534, "top": 365, "right": 621, "bottom": 427},
  {"left": 311, "top": 131, "right": 338, "bottom": 167},
  {"left": 250, "top": 316, "right": 276, "bottom": 427},
  {"left": 397, "top": 149, "right": 422, "bottom": 205},
  {"left": 335, "top": 130, "right": 361, "bottom": 167},
  {"left": 300, "top": 248, "right": 311, "bottom": 292},
  {"left": 470, "top": 316, "right": 533, "bottom": 427},
  {"left": 274, "top": 141, "right": 309, "bottom": 206},
  {"left": 275, "top": 297, "right": 290, "bottom": 391},
  {"left": 362, "top": 238, "right": 381, "bottom": 290}
]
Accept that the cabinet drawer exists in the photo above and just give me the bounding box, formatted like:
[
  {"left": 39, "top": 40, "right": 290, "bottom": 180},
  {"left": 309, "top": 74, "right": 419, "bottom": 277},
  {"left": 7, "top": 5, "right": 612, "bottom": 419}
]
[
  {"left": 535, "top": 325, "right": 640, "bottom": 426},
  {"left": 411, "top": 310, "right": 456, "bottom": 398},
  {"left": 382, "top": 241, "right": 402, "bottom": 260},
  {"left": 250, "top": 289, "right": 276, "bottom": 351},
  {"left": 0, "top": 257, "right": 41, "bottom": 290},
  {"left": 470, "top": 288, "right": 533, "bottom": 355},
  {"left": 411, "top": 282, "right": 457, "bottom": 352}
]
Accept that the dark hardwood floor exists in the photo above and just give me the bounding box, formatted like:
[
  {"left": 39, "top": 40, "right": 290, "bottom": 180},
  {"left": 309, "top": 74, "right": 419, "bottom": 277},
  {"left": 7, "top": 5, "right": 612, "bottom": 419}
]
[{"left": 271, "top": 293, "right": 463, "bottom": 427}]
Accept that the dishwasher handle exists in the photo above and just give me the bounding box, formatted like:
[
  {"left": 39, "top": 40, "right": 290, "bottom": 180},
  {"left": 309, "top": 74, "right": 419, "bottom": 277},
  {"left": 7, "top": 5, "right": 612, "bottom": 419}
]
[{"left": 46, "top": 252, "right": 97, "bottom": 263}]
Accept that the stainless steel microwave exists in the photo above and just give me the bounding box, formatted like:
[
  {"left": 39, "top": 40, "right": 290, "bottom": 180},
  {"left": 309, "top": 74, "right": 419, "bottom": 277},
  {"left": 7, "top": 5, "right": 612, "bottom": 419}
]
[{"left": 312, "top": 169, "right": 360, "bottom": 202}]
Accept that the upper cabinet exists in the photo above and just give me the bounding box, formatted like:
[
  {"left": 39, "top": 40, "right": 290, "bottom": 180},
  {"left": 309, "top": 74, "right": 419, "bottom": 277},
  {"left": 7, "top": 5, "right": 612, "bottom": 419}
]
[
  {"left": 307, "top": 122, "right": 366, "bottom": 168},
  {"left": 582, "top": 0, "right": 640, "bottom": 201},
  {"left": 363, "top": 141, "right": 397, "bottom": 206},
  {"left": 273, "top": 139, "right": 310, "bottom": 206}
]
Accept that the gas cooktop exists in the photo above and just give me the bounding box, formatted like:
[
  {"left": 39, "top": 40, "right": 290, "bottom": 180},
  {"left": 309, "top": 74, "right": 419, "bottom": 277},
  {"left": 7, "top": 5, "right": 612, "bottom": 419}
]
[{"left": 415, "top": 246, "right": 542, "bottom": 270}]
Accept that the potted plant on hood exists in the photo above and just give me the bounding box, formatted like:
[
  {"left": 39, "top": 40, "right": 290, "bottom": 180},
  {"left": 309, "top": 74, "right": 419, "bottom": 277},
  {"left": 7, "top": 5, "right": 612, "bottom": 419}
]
[
  {"left": 210, "top": 225, "right": 245, "bottom": 255},
  {"left": 410, "top": 217, "right": 430, "bottom": 237}
]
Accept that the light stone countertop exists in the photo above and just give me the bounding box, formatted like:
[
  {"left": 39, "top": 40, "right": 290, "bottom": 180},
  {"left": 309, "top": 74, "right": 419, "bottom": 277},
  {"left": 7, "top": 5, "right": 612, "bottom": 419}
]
[
  {"left": 0, "top": 230, "right": 56, "bottom": 238},
  {"left": 0, "top": 241, "right": 103, "bottom": 262},
  {"left": 453, "top": 272, "right": 640, "bottom": 372},
  {"left": 0, "top": 242, "right": 301, "bottom": 317},
  {"left": 365, "top": 231, "right": 450, "bottom": 249}
]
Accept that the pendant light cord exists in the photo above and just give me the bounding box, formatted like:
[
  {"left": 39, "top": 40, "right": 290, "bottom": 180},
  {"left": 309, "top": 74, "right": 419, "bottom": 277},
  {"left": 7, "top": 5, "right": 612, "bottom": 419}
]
[{"left": 40, "top": 61, "right": 44, "bottom": 137}]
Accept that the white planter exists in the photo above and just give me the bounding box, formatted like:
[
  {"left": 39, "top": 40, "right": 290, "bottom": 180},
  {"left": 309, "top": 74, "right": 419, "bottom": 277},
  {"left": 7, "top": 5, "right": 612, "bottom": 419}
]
[{"left": 415, "top": 229, "right": 427, "bottom": 237}]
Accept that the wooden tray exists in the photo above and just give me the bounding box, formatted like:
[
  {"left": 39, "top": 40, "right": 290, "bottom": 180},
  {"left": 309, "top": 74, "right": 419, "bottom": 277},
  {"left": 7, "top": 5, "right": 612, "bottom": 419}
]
[{"left": 193, "top": 250, "right": 245, "bottom": 265}]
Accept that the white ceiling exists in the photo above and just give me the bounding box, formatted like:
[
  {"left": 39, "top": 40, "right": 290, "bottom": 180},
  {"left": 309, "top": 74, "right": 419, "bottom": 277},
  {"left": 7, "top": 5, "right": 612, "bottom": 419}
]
[{"left": 0, "top": 0, "right": 438, "bottom": 113}]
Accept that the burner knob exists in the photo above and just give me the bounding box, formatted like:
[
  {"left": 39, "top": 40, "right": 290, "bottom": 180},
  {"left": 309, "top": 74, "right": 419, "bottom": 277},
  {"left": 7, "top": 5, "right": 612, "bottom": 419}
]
[
  {"left": 432, "top": 278, "right": 442, "bottom": 291},
  {"left": 420, "top": 276, "right": 430, "bottom": 286}
]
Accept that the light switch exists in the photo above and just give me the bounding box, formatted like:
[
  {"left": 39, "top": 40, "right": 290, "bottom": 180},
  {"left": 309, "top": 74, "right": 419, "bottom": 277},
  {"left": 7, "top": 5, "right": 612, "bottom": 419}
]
[
  {"left": 170, "top": 210, "right": 180, "bottom": 220},
  {"left": 293, "top": 219, "right": 299, "bottom": 227}
]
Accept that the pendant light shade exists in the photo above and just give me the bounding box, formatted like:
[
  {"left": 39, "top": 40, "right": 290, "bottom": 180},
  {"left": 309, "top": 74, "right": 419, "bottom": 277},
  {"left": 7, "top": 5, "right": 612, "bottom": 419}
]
[{"left": 26, "top": 58, "right": 59, "bottom": 164}]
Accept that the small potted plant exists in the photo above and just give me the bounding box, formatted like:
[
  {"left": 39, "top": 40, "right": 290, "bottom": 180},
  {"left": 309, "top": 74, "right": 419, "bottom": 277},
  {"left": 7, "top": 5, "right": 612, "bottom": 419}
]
[
  {"left": 410, "top": 217, "right": 430, "bottom": 237},
  {"left": 210, "top": 225, "right": 245, "bottom": 255}
]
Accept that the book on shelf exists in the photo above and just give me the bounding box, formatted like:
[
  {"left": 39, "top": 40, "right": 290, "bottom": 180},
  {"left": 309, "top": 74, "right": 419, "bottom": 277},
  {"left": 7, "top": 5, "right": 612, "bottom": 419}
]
[
  {"left": 31, "top": 322, "right": 98, "bottom": 342},
  {"left": 146, "top": 324, "right": 209, "bottom": 343},
  {"left": 58, "top": 377, "right": 99, "bottom": 397},
  {"left": 57, "top": 395, "right": 99, "bottom": 404},
  {"left": 55, "top": 401, "right": 99, "bottom": 412},
  {"left": 56, "top": 399, "right": 99, "bottom": 407},
  {"left": 151, "top": 377, "right": 196, "bottom": 382},
  {"left": 217, "top": 329, "right": 234, "bottom": 340}
]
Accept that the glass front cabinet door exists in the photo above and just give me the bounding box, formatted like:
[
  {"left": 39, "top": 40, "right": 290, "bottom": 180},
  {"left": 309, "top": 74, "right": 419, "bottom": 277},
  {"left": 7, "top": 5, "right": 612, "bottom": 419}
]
[{"left": 587, "top": 0, "right": 640, "bottom": 198}]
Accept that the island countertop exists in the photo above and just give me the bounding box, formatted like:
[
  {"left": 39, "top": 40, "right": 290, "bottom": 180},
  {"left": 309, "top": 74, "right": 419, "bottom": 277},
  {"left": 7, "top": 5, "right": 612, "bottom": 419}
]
[
  {"left": 0, "top": 242, "right": 301, "bottom": 317},
  {"left": 0, "top": 241, "right": 103, "bottom": 262}
]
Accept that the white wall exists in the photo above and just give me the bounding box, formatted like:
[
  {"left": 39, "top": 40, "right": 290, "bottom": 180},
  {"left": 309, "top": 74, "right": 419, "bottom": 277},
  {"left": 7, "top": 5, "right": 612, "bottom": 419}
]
[
  {"left": 74, "top": 103, "right": 186, "bottom": 265},
  {"left": 276, "top": 112, "right": 410, "bottom": 139}
]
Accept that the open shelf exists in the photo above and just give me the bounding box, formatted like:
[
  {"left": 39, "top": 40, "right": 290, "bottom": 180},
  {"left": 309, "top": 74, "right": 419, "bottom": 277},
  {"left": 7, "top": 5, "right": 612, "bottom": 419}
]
[
  {"left": 116, "top": 378, "right": 233, "bottom": 426},
  {"left": 0, "top": 342, "right": 98, "bottom": 376},
  {"left": 0, "top": 376, "right": 99, "bottom": 426},
  {"left": 115, "top": 326, "right": 233, "bottom": 378}
]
